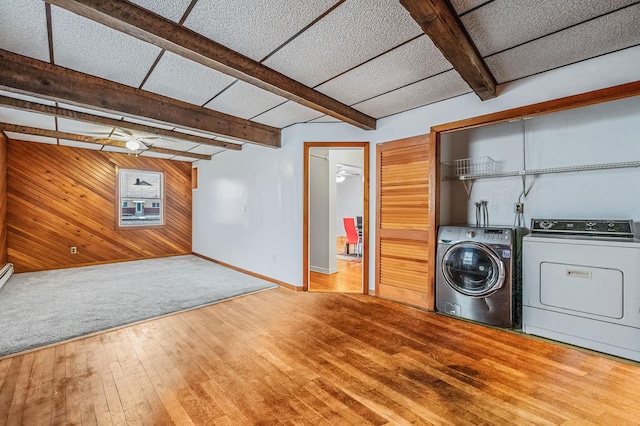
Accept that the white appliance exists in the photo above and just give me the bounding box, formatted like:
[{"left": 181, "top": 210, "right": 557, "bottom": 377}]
[{"left": 522, "top": 219, "right": 640, "bottom": 362}]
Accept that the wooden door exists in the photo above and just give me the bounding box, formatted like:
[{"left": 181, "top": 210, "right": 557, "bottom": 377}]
[{"left": 376, "top": 133, "right": 437, "bottom": 310}]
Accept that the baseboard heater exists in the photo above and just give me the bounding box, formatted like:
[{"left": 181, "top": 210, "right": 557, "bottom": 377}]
[{"left": 0, "top": 263, "right": 14, "bottom": 291}]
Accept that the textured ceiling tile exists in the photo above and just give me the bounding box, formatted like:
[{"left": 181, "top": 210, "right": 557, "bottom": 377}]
[
  {"left": 188, "top": 145, "right": 227, "bottom": 156},
  {"left": 51, "top": 6, "right": 161, "bottom": 87},
  {"left": 263, "top": 0, "right": 423, "bottom": 86},
  {"left": 0, "top": 90, "right": 56, "bottom": 106},
  {"left": 140, "top": 151, "right": 174, "bottom": 159},
  {"left": 308, "top": 115, "right": 342, "bottom": 123},
  {"left": 0, "top": 107, "right": 56, "bottom": 129},
  {"left": 205, "top": 81, "right": 286, "bottom": 119},
  {"left": 142, "top": 52, "right": 235, "bottom": 105},
  {"left": 56, "top": 118, "right": 114, "bottom": 137},
  {"left": 184, "top": 0, "right": 337, "bottom": 61},
  {"left": 4, "top": 132, "right": 57, "bottom": 145},
  {"left": 57, "top": 103, "right": 124, "bottom": 120},
  {"left": 252, "top": 101, "right": 324, "bottom": 128},
  {"left": 462, "top": 0, "right": 637, "bottom": 56},
  {"left": 0, "top": 0, "right": 49, "bottom": 61},
  {"left": 449, "top": 0, "right": 492, "bottom": 15},
  {"left": 352, "top": 71, "right": 471, "bottom": 119},
  {"left": 124, "top": 117, "right": 175, "bottom": 130},
  {"left": 129, "top": 0, "right": 192, "bottom": 22},
  {"left": 147, "top": 138, "right": 199, "bottom": 151},
  {"left": 215, "top": 136, "right": 245, "bottom": 145},
  {"left": 316, "top": 36, "right": 451, "bottom": 105},
  {"left": 486, "top": 5, "right": 640, "bottom": 83},
  {"left": 59, "top": 139, "right": 103, "bottom": 150}
]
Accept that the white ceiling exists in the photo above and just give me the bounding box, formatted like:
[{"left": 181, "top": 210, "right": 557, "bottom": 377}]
[{"left": 0, "top": 0, "right": 638, "bottom": 161}]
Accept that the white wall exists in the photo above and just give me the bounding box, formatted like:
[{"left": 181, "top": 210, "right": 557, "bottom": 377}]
[
  {"left": 308, "top": 149, "right": 337, "bottom": 274},
  {"left": 440, "top": 95, "right": 640, "bottom": 227},
  {"left": 336, "top": 175, "right": 364, "bottom": 237},
  {"left": 192, "top": 45, "right": 640, "bottom": 289}
]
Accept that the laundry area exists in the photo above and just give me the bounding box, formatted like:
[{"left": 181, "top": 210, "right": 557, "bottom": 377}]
[{"left": 436, "top": 94, "right": 640, "bottom": 362}]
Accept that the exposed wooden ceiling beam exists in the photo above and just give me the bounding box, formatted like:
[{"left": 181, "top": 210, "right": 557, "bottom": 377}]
[
  {"left": 0, "top": 123, "right": 211, "bottom": 160},
  {"left": 400, "top": 0, "right": 497, "bottom": 101},
  {"left": 0, "top": 95, "right": 242, "bottom": 151},
  {"left": 0, "top": 49, "right": 280, "bottom": 148},
  {"left": 44, "top": 0, "right": 377, "bottom": 130}
]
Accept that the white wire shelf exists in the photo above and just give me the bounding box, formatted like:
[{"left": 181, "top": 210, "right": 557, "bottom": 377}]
[{"left": 443, "top": 160, "right": 640, "bottom": 181}]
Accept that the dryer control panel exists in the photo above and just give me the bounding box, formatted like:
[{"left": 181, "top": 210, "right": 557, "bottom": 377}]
[{"left": 530, "top": 219, "right": 634, "bottom": 238}]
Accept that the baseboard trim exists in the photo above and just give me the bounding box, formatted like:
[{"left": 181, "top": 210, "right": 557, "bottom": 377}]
[
  {"left": 192, "top": 252, "right": 303, "bottom": 292},
  {"left": 309, "top": 265, "right": 338, "bottom": 275}
]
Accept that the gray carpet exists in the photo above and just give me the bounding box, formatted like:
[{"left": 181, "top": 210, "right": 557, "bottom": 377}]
[{"left": 0, "top": 255, "right": 277, "bottom": 357}]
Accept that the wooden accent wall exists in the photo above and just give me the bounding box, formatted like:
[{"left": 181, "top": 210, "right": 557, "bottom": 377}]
[
  {"left": 7, "top": 140, "right": 192, "bottom": 272},
  {"left": 0, "top": 133, "right": 7, "bottom": 265}
]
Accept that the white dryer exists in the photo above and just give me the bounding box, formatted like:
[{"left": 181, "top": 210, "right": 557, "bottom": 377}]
[{"left": 522, "top": 219, "right": 640, "bottom": 362}]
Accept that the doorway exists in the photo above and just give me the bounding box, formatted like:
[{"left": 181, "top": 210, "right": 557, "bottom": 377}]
[{"left": 303, "top": 142, "right": 369, "bottom": 293}]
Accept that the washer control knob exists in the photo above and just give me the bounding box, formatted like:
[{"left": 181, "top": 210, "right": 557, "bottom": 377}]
[
  {"left": 586, "top": 222, "right": 597, "bottom": 227},
  {"left": 467, "top": 230, "right": 476, "bottom": 238},
  {"left": 608, "top": 222, "right": 615, "bottom": 228}
]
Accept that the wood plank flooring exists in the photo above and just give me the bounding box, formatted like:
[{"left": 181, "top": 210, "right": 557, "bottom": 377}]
[
  {"left": 1, "top": 288, "right": 639, "bottom": 425},
  {"left": 309, "top": 259, "right": 362, "bottom": 293}
]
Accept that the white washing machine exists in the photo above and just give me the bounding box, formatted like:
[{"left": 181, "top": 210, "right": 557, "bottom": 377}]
[
  {"left": 522, "top": 219, "right": 640, "bottom": 362},
  {"left": 436, "top": 225, "right": 523, "bottom": 328}
]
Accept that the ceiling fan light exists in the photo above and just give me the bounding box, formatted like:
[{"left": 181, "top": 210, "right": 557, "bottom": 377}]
[{"left": 125, "top": 139, "right": 140, "bottom": 151}]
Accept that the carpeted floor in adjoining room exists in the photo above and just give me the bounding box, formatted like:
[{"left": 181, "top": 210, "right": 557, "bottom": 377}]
[{"left": 0, "top": 255, "right": 277, "bottom": 357}]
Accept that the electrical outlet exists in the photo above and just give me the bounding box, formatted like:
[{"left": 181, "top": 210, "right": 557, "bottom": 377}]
[
  {"left": 514, "top": 203, "right": 524, "bottom": 214},
  {"left": 70, "top": 246, "right": 77, "bottom": 254}
]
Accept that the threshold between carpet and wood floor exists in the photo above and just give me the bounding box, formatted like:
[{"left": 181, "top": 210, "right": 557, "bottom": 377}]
[{"left": 0, "top": 255, "right": 277, "bottom": 358}]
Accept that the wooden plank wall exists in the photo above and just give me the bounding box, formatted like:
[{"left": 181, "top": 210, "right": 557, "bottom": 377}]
[
  {"left": 0, "top": 133, "right": 6, "bottom": 265},
  {"left": 7, "top": 139, "right": 192, "bottom": 272}
]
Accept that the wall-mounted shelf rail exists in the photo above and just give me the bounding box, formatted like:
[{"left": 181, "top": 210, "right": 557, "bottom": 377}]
[{"left": 443, "top": 160, "right": 640, "bottom": 181}]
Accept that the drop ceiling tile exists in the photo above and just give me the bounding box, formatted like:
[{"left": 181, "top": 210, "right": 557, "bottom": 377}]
[
  {"left": 140, "top": 151, "right": 174, "bottom": 159},
  {"left": 142, "top": 52, "right": 235, "bottom": 105},
  {"left": 172, "top": 127, "right": 219, "bottom": 138},
  {"left": 147, "top": 138, "right": 199, "bottom": 151},
  {"left": 449, "top": 0, "right": 492, "bottom": 15},
  {"left": 486, "top": 5, "right": 640, "bottom": 83},
  {"left": 316, "top": 36, "right": 451, "bottom": 105},
  {"left": 3, "top": 132, "right": 57, "bottom": 145},
  {"left": 188, "top": 145, "right": 227, "bottom": 156},
  {"left": 0, "top": 0, "right": 49, "bottom": 61},
  {"left": 0, "top": 90, "right": 56, "bottom": 106},
  {"left": 184, "top": 0, "right": 337, "bottom": 61},
  {"left": 57, "top": 103, "right": 124, "bottom": 120},
  {"left": 129, "top": 0, "right": 192, "bottom": 22},
  {"left": 251, "top": 101, "right": 323, "bottom": 128},
  {"left": 51, "top": 6, "right": 161, "bottom": 87},
  {"left": 263, "top": 0, "right": 422, "bottom": 86},
  {"left": 170, "top": 156, "right": 198, "bottom": 162},
  {"left": 0, "top": 107, "right": 56, "bottom": 129},
  {"left": 124, "top": 117, "right": 175, "bottom": 130},
  {"left": 308, "top": 115, "right": 342, "bottom": 123},
  {"left": 205, "top": 81, "right": 286, "bottom": 119},
  {"left": 214, "top": 136, "right": 246, "bottom": 145},
  {"left": 462, "top": 0, "right": 637, "bottom": 56},
  {"left": 56, "top": 118, "right": 114, "bottom": 137},
  {"left": 352, "top": 70, "right": 471, "bottom": 119},
  {"left": 59, "top": 139, "right": 103, "bottom": 150}
]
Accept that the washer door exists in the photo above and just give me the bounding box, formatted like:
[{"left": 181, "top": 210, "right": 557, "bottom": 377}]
[{"left": 441, "top": 242, "right": 505, "bottom": 297}]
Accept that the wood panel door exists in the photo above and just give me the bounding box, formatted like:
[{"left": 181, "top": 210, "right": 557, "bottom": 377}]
[{"left": 376, "top": 134, "right": 437, "bottom": 310}]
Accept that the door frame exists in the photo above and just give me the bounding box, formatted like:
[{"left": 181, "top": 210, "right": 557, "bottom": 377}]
[{"left": 303, "top": 142, "right": 370, "bottom": 293}]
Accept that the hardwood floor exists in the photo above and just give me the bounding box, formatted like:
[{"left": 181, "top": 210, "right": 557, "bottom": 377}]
[
  {"left": 309, "top": 259, "right": 362, "bottom": 293},
  {"left": 1, "top": 288, "right": 639, "bottom": 425}
]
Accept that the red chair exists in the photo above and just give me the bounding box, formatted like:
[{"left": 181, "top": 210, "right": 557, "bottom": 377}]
[{"left": 343, "top": 217, "right": 361, "bottom": 257}]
